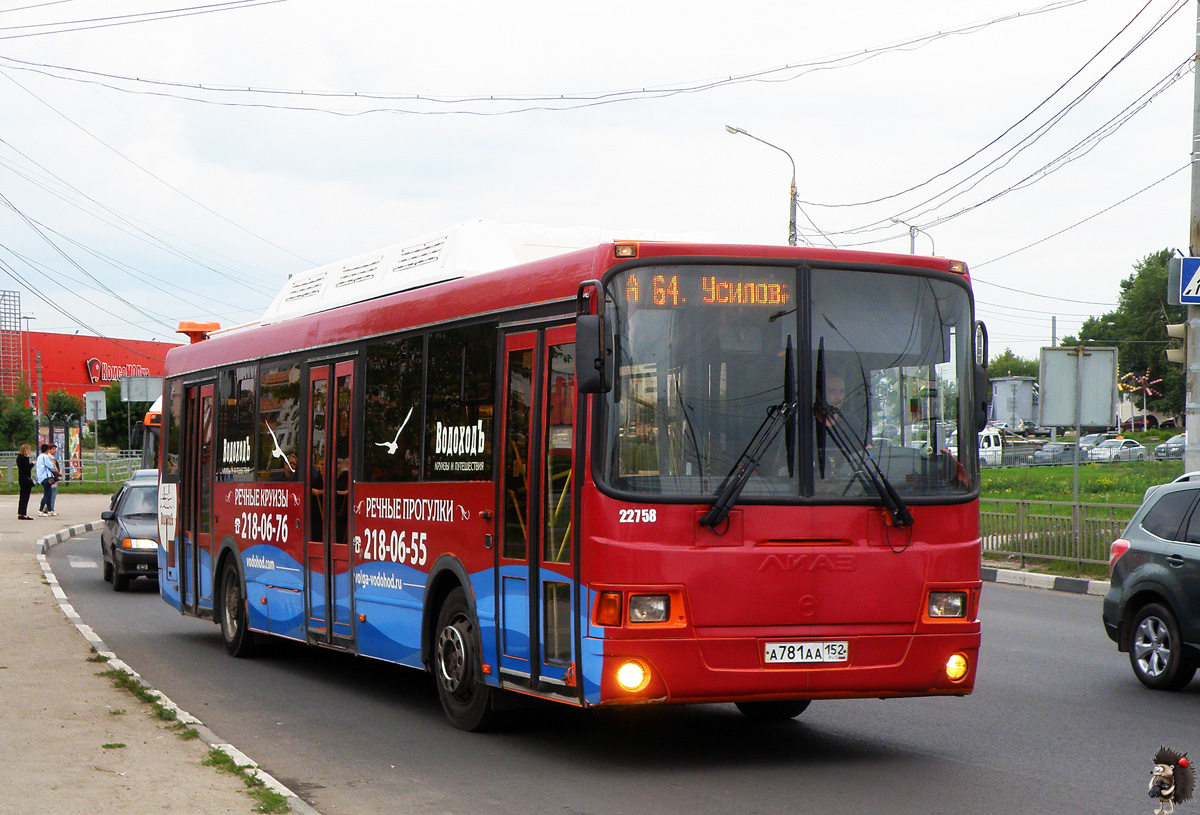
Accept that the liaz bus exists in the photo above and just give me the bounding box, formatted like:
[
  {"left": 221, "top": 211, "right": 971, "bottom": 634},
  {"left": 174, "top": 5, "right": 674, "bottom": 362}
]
[{"left": 157, "top": 220, "right": 987, "bottom": 731}]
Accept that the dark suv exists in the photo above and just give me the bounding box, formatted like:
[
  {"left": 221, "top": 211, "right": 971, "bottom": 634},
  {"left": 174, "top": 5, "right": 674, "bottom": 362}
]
[{"left": 1103, "top": 478, "right": 1200, "bottom": 690}]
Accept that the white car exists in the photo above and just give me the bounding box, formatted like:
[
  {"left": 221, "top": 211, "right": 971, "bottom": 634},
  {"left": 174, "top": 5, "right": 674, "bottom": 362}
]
[{"left": 1088, "top": 438, "right": 1146, "bottom": 463}]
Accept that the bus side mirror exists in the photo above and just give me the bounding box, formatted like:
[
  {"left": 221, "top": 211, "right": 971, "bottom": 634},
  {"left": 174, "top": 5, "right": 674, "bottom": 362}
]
[
  {"left": 576, "top": 313, "right": 612, "bottom": 394},
  {"left": 973, "top": 363, "right": 989, "bottom": 434}
]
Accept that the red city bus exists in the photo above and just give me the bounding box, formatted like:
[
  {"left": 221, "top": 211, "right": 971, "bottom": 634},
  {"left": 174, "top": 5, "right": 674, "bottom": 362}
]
[{"left": 157, "top": 221, "right": 986, "bottom": 730}]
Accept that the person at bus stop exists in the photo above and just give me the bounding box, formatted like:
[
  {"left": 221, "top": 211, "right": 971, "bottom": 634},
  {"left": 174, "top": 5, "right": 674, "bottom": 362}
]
[
  {"left": 36, "top": 443, "right": 61, "bottom": 516},
  {"left": 16, "top": 443, "right": 34, "bottom": 520}
]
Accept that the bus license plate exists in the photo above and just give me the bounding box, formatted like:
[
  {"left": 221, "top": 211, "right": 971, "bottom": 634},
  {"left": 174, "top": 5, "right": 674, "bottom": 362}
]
[{"left": 764, "top": 641, "right": 848, "bottom": 664}]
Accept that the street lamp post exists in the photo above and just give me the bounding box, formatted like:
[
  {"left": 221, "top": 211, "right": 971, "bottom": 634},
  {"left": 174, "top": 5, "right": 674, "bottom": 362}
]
[
  {"left": 725, "top": 125, "right": 797, "bottom": 247},
  {"left": 890, "top": 218, "right": 935, "bottom": 255}
]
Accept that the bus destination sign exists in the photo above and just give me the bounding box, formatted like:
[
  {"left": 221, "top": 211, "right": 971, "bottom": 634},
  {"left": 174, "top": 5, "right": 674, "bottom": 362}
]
[{"left": 623, "top": 273, "right": 790, "bottom": 308}]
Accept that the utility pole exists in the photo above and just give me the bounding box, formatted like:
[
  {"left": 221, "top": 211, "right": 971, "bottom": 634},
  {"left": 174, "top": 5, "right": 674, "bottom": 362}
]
[{"left": 1188, "top": 0, "right": 1200, "bottom": 472}]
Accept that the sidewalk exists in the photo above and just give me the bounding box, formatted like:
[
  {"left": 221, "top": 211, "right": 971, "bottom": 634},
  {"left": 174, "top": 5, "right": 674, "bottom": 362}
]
[{"left": 0, "top": 490, "right": 271, "bottom": 815}]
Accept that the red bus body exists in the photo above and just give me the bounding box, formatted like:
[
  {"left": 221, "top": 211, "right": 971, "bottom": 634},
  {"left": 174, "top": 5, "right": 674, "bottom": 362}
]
[{"left": 158, "top": 232, "right": 981, "bottom": 728}]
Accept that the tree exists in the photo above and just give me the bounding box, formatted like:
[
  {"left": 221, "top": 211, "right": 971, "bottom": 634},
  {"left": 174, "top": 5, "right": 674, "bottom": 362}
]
[
  {"left": 0, "top": 379, "right": 36, "bottom": 449},
  {"left": 44, "top": 388, "right": 83, "bottom": 419},
  {"left": 98, "top": 381, "right": 150, "bottom": 447},
  {"left": 988, "top": 348, "right": 1038, "bottom": 379},
  {"left": 1072, "top": 249, "right": 1183, "bottom": 416}
]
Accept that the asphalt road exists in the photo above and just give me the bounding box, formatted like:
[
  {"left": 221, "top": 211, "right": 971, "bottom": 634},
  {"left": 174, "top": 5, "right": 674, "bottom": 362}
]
[{"left": 51, "top": 532, "right": 1199, "bottom": 815}]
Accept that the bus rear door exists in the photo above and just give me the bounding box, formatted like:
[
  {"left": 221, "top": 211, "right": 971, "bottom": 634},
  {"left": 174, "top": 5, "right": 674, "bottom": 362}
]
[
  {"left": 179, "top": 382, "right": 215, "bottom": 614},
  {"left": 305, "top": 360, "right": 355, "bottom": 648},
  {"left": 498, "top": 325, "right": 578, "bottom": 698}
]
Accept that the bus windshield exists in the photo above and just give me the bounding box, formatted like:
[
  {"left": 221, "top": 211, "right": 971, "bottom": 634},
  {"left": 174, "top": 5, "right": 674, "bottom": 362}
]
[{"left": 600, "top": 263, "right": 975, "bottom": 502}]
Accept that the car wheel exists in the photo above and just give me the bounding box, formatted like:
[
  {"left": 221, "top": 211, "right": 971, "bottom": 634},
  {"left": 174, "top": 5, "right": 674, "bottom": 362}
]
[
  {"left": 1138, "top": 452, "right": 1146, "bottom": 461},
  {"left": 735, "top": 700, "right": 811, "bottom": 721},
  {"left": 112, "top": 569, "right": 129, "bottom": 592},
  {"left": 434, "top": 587, "right": 499, "bottom": 731},
  {"left": 101, "top": 542, "right": 113, "bottom": 583},
  {"left": 1129, "top": 603, "right": 1196, "bottom": 690},
  {"left": 219, "top": 562, "right": 260, "bottom": 658}
]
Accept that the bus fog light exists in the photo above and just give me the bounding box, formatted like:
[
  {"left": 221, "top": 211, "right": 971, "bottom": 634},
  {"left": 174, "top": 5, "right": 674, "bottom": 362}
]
[
  {"left": 928, "top": 591, "right": 966, "bottom": 618},
  {"left": 945, "top": 652, "right": 969, "bottom": 682},
  {"left": 616, "top": 660, "right": 650, "bottom": 692},
  {"left": 629, "top": 594, "right": 669, "bottom": 623}
]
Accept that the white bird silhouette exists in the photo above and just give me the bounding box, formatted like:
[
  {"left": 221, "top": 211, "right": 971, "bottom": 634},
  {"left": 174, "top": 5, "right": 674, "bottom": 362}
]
[
  {"left": 375, "top": 406, "right": 414, "bottom": 455},
  {"left": 264, "top": 421, "right": 294, "bottom": 472}
]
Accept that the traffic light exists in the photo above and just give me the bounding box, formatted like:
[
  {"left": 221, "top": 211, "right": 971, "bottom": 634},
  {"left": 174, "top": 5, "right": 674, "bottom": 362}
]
[{"left": 1167, "top": 322, "right": 1187, "bottom": 365}]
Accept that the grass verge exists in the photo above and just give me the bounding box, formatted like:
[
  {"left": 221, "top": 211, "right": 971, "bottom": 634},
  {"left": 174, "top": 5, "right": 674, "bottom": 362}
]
[
  {"left": 203, "top": 749, "right": 291, "bottom": 814},
  {"left": 99, "top": 664, "right": 290, "bottom": 813},
  {"left": 982, "top": 459, "right": 1184, "bottom": 504}
]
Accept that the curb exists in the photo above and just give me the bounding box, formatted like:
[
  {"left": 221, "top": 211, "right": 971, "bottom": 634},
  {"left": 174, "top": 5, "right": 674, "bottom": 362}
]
[
  {"left": 37, "top": 523, "right": 321, "bottom": 815},
  {"left": 981, "top": 565, "right": 1108, "bottom": 597}
]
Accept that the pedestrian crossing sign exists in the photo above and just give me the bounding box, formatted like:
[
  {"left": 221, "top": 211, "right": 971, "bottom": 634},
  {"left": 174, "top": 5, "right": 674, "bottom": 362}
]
[{"left": 1182, "top": 257, "right": 1200, "bottom": 304}]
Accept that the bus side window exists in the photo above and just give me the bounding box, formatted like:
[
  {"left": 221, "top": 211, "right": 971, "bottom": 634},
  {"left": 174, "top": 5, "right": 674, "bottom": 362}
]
[
  {"left": 257, "top": 360, "right": 301, "bottom": 482},
  {"left": 363, "top": 337, "right": 424, "bottom": 482},
  {"left": 425, "top": 324, "right": 496, "bottom": 481}
]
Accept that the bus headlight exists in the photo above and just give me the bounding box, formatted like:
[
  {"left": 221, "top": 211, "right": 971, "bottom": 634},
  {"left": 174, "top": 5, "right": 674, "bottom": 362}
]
[
  {"left": 629, "top": 594, "right": 669, "bottom": 623},
  {"left": 616, "top": 660, "right": 650, "bottom": 692},
  {"left": 927, "top": 591, "right": 967, "bottom": 619},
  {"left": 945, "top": 652, "right": 969, "bottom": 682}
]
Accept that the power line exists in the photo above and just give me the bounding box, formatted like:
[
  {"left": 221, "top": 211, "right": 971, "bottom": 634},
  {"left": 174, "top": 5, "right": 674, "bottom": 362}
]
[
  {"left": 802, "top": 0, "right": 1166, "bottom": 213},
  {"left": 0, "top": 0, "right": 287, "bottom": 40},
  {"left": 973, "top": 163, "right": 1188, "bottom": 268},
  {"left": 0, "top": 68, "right": 316, "bottom": 267},
  {"left": 0, "top": 1, "right": 1090, "bottom": 114}
]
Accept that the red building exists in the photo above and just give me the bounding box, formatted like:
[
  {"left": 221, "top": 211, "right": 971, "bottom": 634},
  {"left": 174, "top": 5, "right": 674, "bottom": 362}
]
[{"left": 19, "top": 331, "right": 179, "bottom": 405}]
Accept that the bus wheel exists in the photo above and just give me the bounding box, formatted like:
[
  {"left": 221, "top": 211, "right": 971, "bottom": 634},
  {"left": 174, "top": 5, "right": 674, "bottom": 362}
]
[
  {"left": 434, "top": 587, "right": 496, "bottom": 731},
  {"left": 220, "top": 563, "right": 260, "bottom": 658},
  {"left": 735, "top": 700, "right": 810, "bottom": 721}
]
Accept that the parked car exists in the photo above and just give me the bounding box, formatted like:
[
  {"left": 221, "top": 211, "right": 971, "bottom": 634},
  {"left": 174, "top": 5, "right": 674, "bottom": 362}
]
[
  {"left": 1121, "top": 415, "right": 1159, "bottom": 431},
  {"left": 1089, "top": 438, "right": 1147, "bottom": 463},
  {"left": 1078, "top": 432, "right": 1120, "bottom": 453},
  {"left": 1104, "top": 478, "right": 1200, "bottom": 690},
  {"left": 1029, "top": 441, "right": 1080, "bottom": 466},
  {"left": 1154, "top": 434, "right": 1186, "bottom": 461},
  {"left": 100, "top": 471, "right": 160, "bottom": 592}
]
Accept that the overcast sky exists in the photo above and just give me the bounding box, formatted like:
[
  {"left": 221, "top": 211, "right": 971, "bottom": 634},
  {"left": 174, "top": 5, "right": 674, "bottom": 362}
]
[{"left": 0, "top": 0, "right": 1192, "bottom": 361}]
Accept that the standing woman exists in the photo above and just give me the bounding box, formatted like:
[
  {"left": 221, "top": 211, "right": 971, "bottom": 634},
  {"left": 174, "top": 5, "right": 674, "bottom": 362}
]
[
  {"left": 35, "top": 443, "right": 60, "bottom": 516},
  {"left": 15, "top": 443, "right": 34, "bottom": 520}
]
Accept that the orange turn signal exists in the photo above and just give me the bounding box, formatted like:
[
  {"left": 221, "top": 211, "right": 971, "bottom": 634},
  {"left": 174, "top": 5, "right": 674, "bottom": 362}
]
[{"left": 595, "top": 591, "right": 623, "bottom": 626}]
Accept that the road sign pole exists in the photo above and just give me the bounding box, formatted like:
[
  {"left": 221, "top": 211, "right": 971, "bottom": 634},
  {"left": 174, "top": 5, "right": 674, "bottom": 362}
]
[{"left": 1188, "top": 0, "right": 1200, "bottom": 473}]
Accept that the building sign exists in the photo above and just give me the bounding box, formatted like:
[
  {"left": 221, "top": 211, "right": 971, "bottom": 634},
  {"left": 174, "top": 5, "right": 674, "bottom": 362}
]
[{"left": 86, "top": 357, "right": 152, "bottom": 383}]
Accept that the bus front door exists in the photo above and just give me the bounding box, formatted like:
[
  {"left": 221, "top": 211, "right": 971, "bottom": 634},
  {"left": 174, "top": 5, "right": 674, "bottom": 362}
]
[
  {"left": 498, "top": 325, "right": 578, "bottom": 698},
  {"left": 305, "top": 361, "right": 355, "bottom": 648},
  {"left": 180, "top": 382, "right": 215, "bottom": 615}
]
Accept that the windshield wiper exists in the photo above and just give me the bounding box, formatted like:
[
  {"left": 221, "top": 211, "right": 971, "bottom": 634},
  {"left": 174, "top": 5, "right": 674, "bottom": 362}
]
[
  {"left": 814, "top": 341, "right": 913, "bottom": 528},
  {"left": 699, "top": 339, "right": 796, "bottom": 528}
]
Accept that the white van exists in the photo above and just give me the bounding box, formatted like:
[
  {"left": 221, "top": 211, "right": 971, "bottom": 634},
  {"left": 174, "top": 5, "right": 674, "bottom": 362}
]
[
  {"left": 948, "top": 429, "right": 1003, "bottom": 467},
  {"left": 977, "top": 429, "right": 1003, "bottom": 467}
]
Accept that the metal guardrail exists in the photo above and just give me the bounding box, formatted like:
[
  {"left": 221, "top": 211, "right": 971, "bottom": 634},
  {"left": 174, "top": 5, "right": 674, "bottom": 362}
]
[
  {"left": 0, "top": 450, "right": 142, "bottom": 488},
  {"left": 980, "top": 497, "right": 1138, "bottom": 569}
]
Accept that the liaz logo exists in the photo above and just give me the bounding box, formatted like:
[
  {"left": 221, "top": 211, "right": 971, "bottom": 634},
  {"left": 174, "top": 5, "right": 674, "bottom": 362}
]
[{"left": 758, "top": 554, "right": 856, "bottom": 572}]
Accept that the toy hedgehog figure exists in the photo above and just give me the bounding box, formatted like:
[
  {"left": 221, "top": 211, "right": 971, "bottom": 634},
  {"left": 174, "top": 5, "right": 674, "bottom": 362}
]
[{"left": 1150, "top": 746, "right": 1195, "bottom": 814}]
